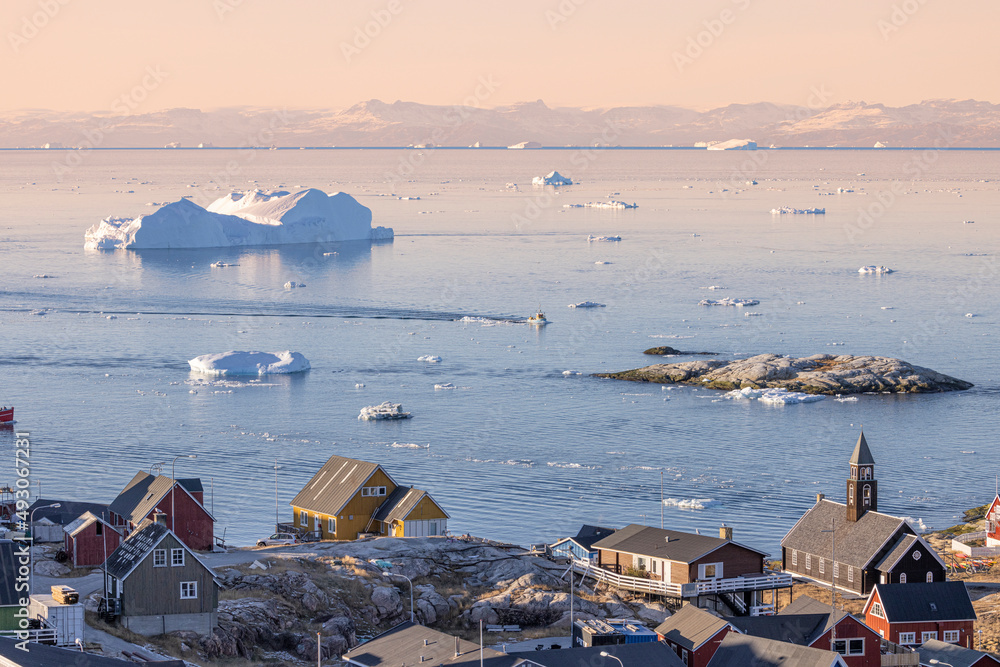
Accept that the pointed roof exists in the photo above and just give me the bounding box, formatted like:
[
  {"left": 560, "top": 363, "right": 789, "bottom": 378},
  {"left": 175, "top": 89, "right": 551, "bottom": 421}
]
[
  {"left": 290, "top": 455, "right": 397, "bottom": 517},
  {"left": 849, "top": 432, "right": 875, "bottom": 466}
]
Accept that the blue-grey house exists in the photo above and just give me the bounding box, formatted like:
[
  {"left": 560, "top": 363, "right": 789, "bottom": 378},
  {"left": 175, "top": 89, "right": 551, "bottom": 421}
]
[{"left": 552, "top": 525, "right": 616, "bottom": 562}]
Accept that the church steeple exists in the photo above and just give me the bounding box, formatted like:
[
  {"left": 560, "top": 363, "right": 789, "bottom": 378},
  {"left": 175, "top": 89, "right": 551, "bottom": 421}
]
[{"left": 847, "top": 431, "right": 877, "bottom": 522}]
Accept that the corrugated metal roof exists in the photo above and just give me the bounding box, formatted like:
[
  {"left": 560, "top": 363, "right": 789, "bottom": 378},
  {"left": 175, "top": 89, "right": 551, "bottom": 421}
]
[
  {"left": 27, "top": 498, "right": 109, "bottom": 526},
  {"left": 592, "top": 523, "right": 766, "bottom": 563},
  {"left": 706, "top": 632, "right": 841, "bottom": 667},
  {"left": 874, "top": 534, "right": 917, "bottom": 573},
  {"left": 290, "top": 455, "right": 394, "bottom": 517},
  {"left": 0, "top": 637, "right": 174, "bottom": 666},
  {"left": 373, "top": 486, "right": 450, "bottom": 523},
  {"left": 0, "top": 540, "right": 27, "bottom": 606},
  {"left": 341, "top": 621, "right": 518, "bottom": 666},
  {"left": 917, "top": 638, "right": 1000, "bottom": 667},
  {"left": 64, "top": 511, "right": 122, "bottom": 538},
  {"left": 873, "top": 582, "right": 976, "bottom": 623},
  {"left": 654, "top": 604, "right": 730, "bottom": 651},
  {"left": 511, "top": 642, "right": 684, "bottom": 667},
  {"left": 108, "top": 472, "right": 211, "bottom": 526},
  {"left": 729, "top": 594, "right": 854, "bottom": 646},
  {"left": 780, "top": 499, "right": 909, "bottom": 569}
]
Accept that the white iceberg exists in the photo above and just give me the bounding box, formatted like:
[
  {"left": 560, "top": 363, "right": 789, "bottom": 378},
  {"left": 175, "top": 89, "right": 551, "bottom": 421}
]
[
  {"left": 771, "top": 206, "right": 825, "bottom": 214},
  {"left": 564, "top": 200, "right": 637, "bottom": 209},
  {"left": 85, "top": 188, "right": 393, "bottom": 249},
  {"left": 587, "top": 235, "right": 622, "bottom": 242},
  {"left": 662, "top": 498, "right": 721, "bottom": 509},
  {"left": 417, "top": 355, "right": 442, "bottom": 363},
  {"left": 283, "top": 281, "right": 305, "bottom": 289},
  {"left": 188, "top": 350, "right": 311, "bottom": 375},
  {"left": 532, "top": 171, "right": 573, "bottom": 186},
  {"left": 707, "top": 139, "right": 757, "bottom": 150},
  {"left": 858, "top": 265, "right": 894, "bottom": 274},
  {"left": 725, "top": 387, "right": 824, "bottom": 404},
  {"left": 699, "top": 298, "right": 760, "bottom": 307},
  {"left": 568, "top": 301, "right": 606, "bottom": 308},
  {"left": 509, "top": 141, "right": 542, "bottom": 149},
  {"left": 433, "top": 383, "right": 455, "bottom": 390}
]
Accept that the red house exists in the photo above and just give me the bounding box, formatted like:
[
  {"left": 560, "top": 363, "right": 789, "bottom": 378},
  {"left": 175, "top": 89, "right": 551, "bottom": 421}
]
[
  {"left": 864, "top": 582, "right": 976, "bottom": 648},
  {"left": 108, "top": 473, "right": 214, "bottom": 551},
  {"left": 656, "top": 604, "right": 734, "bottom": 667},
  {"left": 62, "top": 511, "right": 123, "bottom": 568},
  {"left": 985, "top": 494, "right": 1000, "bottom": 547},
  {"left": 728, "top": 595, "right": 883, "bottom": 667}
]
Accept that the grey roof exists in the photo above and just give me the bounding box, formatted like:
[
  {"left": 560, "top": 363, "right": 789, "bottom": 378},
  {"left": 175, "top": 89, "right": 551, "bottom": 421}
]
[
  {"left": 341, "top": 621, "right": 519, "bottom": 666},
  {"left": 512, "top": 642, "right": 684, "bottom": 667},
  {"left": 706, "top": 632, "right": 841, "bottom": 667},
  {"left": 104, "top": 521, "right": 169, "bottom": 580},
  {"left": 573, "top": 525, "right": 617, "bottom": 550},
  {"left": 655, "top": 604, "right": 731, "bottom": 651},
  {"left": 27, "top": 499, "right": 109, "bottom": 526},
  {"left": 918, "top": 639, "right": 1000, "bottom": 667},
  {"left": 0, "top": 637, "right": 181, "bottom": 666},
  {"left": 291, "top": 455, "right": 394, "bottom": 517},
  {"left": 873, "top": 582, "right": 976, "bottom": 623},
  {"left": 592, "top": 523, "right": 766, "bottom": 564},
  {"left": 874, "top": 534, "right": 918, "bottom": 572},
  {"left": 850, "top": 432, "right": 875, "bottom": 465},
  {"left": 781, "top": 499, "right": 911, "bottom": 569},
  {"left": 728, "top": 595, "right": 853, "bottom": 646},
  {"left": 0, "top": 540, "right": 26, "bottom": 606},
  {"left": 178, "top": 478, "right": 203, "bottom": 494},
  {"left": 64, "top": 511, "right": 122, "bottom": 539},
  {"left": 372, "top": 486, "right": 450, "bottom": 523},
  {"left": 108, "top": 472, "right": 211, "bottom": 526}
]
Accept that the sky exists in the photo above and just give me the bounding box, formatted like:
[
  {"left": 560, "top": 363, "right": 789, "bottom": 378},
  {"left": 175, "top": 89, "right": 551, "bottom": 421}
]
[{"left": 2, "top": 0, "right": 998, "bottom": 113}]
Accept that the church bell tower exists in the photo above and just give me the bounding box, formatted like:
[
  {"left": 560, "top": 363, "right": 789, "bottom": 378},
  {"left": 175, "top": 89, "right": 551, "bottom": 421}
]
[{"left": 846, "top": 431, "right": 877, "bottom": 522}]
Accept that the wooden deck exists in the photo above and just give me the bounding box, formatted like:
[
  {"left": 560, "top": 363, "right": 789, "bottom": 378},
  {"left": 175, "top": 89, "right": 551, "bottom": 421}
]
[{"left": 570, "top": 558, "right": 793, "bottom": 598}]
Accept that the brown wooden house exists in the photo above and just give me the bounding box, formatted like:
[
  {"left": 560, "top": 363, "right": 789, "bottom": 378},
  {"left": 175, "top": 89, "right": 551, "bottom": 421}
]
[
  {"left": 290, "top": 455, "right": 449, "bottom": 541},
  {"left": 102, "top": 515, "right": 219, "bottom": 636},
  {"left": 63, "top": 511, "right": 123, "bottom": 568}
]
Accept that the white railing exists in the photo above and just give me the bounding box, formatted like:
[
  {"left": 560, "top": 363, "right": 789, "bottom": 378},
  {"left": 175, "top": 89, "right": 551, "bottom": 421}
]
[
  {"left": 570, "top": 559, "right": 792, "bottom": 597},
  {"left": 0, "top": 628, "right": 58, "bottom": 643},
  {"left": 951, "top": 531, "right": 1000, "bottom": 557}
]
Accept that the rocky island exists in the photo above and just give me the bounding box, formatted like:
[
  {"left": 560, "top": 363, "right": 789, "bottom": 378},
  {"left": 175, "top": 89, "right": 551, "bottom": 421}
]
[
  {"left": 643, "top": 346, "right": 718, "bottom": 356},
  {"left": 596, "top": 353, "right": 973, "bottom": 394}
]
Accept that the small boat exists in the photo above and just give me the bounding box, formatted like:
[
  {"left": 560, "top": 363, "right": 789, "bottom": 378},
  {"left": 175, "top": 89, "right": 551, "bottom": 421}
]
[
  {"left": 527, "top": 309, "right": 548, "bottom": 325},
  {"left": 0, "top": 407, "right": 12, "bottom": 424},
  {"left": 359, "top": 402, "right": 412, "bottom": 421}
]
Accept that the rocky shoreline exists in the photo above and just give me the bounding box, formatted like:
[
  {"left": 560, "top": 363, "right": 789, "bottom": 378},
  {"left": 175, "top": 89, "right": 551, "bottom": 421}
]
[{"left": 596, "top": 353, "right": 973, "bottom": 394}]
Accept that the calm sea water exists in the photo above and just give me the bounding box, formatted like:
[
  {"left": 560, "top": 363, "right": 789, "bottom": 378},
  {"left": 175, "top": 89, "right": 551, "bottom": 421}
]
[{"left": 0, "top": 148, "right": 997, "bottom": 553}]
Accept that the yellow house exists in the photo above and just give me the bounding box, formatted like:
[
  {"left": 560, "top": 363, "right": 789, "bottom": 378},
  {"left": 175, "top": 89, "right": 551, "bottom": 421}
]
[{"left": 290, "top": 455, "right": 449, "bottom": 541}]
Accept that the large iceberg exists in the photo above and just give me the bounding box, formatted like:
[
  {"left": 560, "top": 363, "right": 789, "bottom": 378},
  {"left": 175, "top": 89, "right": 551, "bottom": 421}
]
[
  {"left": 707, "top": 139, "right": 757, "bottom": 150},
  {"left": 188, "top": 350, "right": 311, "bottom": 375},
  {"left": 84, "top": 188, "right": 393, "bottom": 249},
  {"left": 532, "top": 171, "right": 573, "bottom": 186}
]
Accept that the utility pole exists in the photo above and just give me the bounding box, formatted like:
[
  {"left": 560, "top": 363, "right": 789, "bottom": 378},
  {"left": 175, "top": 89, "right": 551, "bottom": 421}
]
[
  {"left": 822, "top": 519, "right": 837, "bottom": 655},
  {"left": 660, "top": 471, "right": 664, "bottom": 529}
]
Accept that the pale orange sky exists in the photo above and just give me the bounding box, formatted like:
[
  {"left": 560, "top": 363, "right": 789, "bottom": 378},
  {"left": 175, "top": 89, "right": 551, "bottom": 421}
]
[{"left": 2, "top": 0, "right": 997, "bottom": 112}]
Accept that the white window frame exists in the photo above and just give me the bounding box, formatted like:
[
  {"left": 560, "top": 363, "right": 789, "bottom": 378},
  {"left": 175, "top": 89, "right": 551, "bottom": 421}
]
[
  {"left": 922, "top": 631, "right": 938, "bottom": 643},
  {"left": 848, "top": 566, "right": 854, "bottom": 582},
  {"left": 791, "top": 550, "right": 797, "bottom": 566},
  {"left": 943, "top": 630, "right": 960, "bottom": 643},
  {"left": 299, "top": 512, "right": 308, "bottom": 527},
  {"left": 180, "top": 581, "right": 197, "bottom": 599},
  {"left": 698, "top": 562, "right": 723, "bottom": 580},
  {"left": 328, "top": 517, "right": 336, "bottom": 533},
  {"left": 153, "top": 549, "right": 166, "bottom": 567},
  {"left": 805, "top": 554, "right": 811, "bottom": 569},
  {"left": 869, "top": 602, "right": 885, "bottom": 619},
  {"left": 926, "top": 571, "right": 934, "bottom": 582},
  {"left": 819, "top": 558, "right": 825, "bottom": 575},
  {"left": 899, "top": 572, "right": 907, "bottom": 584},
  {"left": 361, "top": 486, "right": 387, "bottom": 497},
  {"left": 171, "top": 548, "right": 185, "bottom": 567},
  {"left": 898, "top": 632, "right": 916, "bottom": 645},
  {"left": 832, "top": 638, "right": 865, "bottom": 656}
]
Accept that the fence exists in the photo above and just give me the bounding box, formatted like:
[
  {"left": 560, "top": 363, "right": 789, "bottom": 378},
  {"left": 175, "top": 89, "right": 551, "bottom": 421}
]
[{"left": 570, "top": 559, "right": 792, "bottom": 598}]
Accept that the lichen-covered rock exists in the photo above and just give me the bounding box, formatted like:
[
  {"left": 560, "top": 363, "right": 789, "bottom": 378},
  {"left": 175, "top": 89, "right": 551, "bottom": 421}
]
[{"left": 596, "top": 353, "right": 972, "bottom": 394}]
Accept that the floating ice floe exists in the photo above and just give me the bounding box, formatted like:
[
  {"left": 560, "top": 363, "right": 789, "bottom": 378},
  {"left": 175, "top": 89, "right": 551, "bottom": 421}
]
[
  {"left": 744, "top": 312, "right": 761, "bottom": 317},
  {"left": 105, "top": 315, "right": 117, "bottom": 320},
  {"left": 564, "top": 200, "right": 637, "bottom": 209},
  {"left": 283, "top": 281, "right": 305, "bottom": 289},
  {"left": 706, "top": 285, "right": 725, "bottom": 290},
  {"left": 547, "top": 462, "right": 600, "bottom": 470},
  {"left": 32, "top": 274, "right": 54, "bottom": 278},
  {"left": 965, "top": 313, "right": 977, "bottom": 318},
  {"left": 699, "top": 298, "right": 760, "bottom": 307},
  {"left": 725, "top": 387, "right": 824, "bottom": 404},
  {"left": 188, "top": 350, "right": 311, "bottom": 375},
  {"left": 355, "top": 383, "right": 365, "bottom": 388},
  {"left": 588, "top": 235, "right": 622, "bottom": 242},
  {"left": 562, "top": 370, "right": 583, "bottom": 376},
  {"left": 568, "top": 301, "right": 606, "bottom": 308},
  {"left": 770, "top": 207, "right": 826, "bottom": 214},
  {"left": 417, "top": 355, "right": 442, "bottom": 363},
  {"left": 858, "top": 265, "right": 894, "bottom": 274},
  {"left": 389, "top": 442, "right": 428, "bottom": 449},
  {"left": 662, "top": 498, "right": 721, "bottom": 510},
  {"left": 964, "top": 220, "right": 975, "bottom": 224},
  {"left": 594, "top": 261, "right": 612, "bottom": 265},
  {"left": 359, "top": 402, "right": 411, "bottom": 420},
  {"left": 210, "top": 261, "right": 238, "bottom": 268},
  {"left": 85, "top": 188, "right": 393, "bottom": 249},
  {"left": 834, "top": 396, "right": 859, "bottom": 402},
  {"left": 532, "top": 171, "right": 573, "bottom": 186},
  {"left": 433, "top": 383, "right": 455, "bottom": 390}
]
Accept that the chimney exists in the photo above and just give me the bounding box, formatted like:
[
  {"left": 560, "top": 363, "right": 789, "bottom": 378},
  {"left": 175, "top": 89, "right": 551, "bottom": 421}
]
[
  {"left": 423, "top": 639, "right": 429, "bottom": 646},
  {"left": 719, "top": 524, "right": 733, "bottom": 541},
  {"left": 816, "top": 493, "right": 825, "bottom": 503},
  {"left": 153, "top": 511, "right": 167, "bottom": 526},
  {"left": 664, "top": 535, "right": 671, "bottom": 544},
  {"left": 454, "top": 635, "right": 460, "bottom": 657}
]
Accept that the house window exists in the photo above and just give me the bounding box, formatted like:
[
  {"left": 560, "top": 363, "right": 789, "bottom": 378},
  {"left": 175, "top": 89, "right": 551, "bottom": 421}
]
[
  {"left": 792, "top": 550, "right": 797, "bottom": 566},
  {"left": 682, "top": 649, "right": 688, "bottom": 665},
  {"left": 863, "top": 485, "right": 871, "bottom": 506},
  {"left": 832, "top": 639, "right": 864, "bottom": 656},
  {"left": 899, "top": 573, "right": 906, "bottom": 584},
  {"left": 180, "top": 581, "right": 198, "bottom": 599},
  {"left": 153, "top": 549, "right": 166, "bottom": 567},
  {"left": 819, "top": 558, "right": 825, "bottom": 575},
  {"left": 869, "top": 602, "right": 885, "bottom": 619},
  {"left": 171, "top": 548, "right": 185, "bottom": 566},
  {"left": 328, "top": 517, "right": 336, "bottom": 533},
  {"left": 833, "top": 562, "right": 839, "bottom": 579},
  {"left": 699, "top": 563, "right": 723, "bottom": 579},
  {"left": 921, "top": 631, "right": 938, "bottom": 643},
  {"left": 636, "top": 557, "right": 648, "bottom": 571},
  {"left": 943, "top": 630, "right": 960, "bottom": 643},
  {"left": 300, "top": 512, "right": 308, "bottom": 527},
  {"left": 805, "top": 554, "right": 811, "bottom": 569},
  {"left": 926, "top": 571, "right": 934, "bottom": 582},
  {"left": 898, "top": 632, "right": 916, "bottom": 645},
  {"left": 96, "top": 522, "right": 103, "bottom": 536},
  {"left": 361, "top": 486, "right": 387, "bottom": 497},
  {"left": 848, "top": 566, "right": 854, "bottom": 583}
]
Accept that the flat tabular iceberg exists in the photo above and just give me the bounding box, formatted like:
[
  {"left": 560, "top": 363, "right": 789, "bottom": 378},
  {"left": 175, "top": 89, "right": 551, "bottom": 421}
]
[
  {"left": 188, "top": 350, "right": 311, "bottom": 375},
  {"left": 532, "top": 171, "right": 573, "bottom": 186},
  {"left": 858, "top": 265, "right": 894, "bottom": 274},
  {"left": 699, "top": 298, "right": 760, "bottom": 307},
  {"left": 771, "top": 206, "right": 825, "bottom": 214},
  {"left": 568, "top": 301, "right": 606, "bottom": 308},
  {"left": 663, "top": 498, "right": 721, "bottom": 509},
  {"left": 85, "top": 188, "right": 393, "bottom": 249},
  {"left": 725, "top": 387, "right": 824, "bottom": 404}
]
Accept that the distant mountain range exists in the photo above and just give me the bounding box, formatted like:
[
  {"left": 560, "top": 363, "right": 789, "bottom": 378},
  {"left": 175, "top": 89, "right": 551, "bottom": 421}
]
[{"left": 3, "top": 98, "right": 999, "bottom": 148}]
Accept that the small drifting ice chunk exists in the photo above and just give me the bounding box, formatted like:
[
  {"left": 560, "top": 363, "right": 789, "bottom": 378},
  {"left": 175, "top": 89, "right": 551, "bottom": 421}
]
[
  {"left": 562, "top": 370, "right": 583, "bottom": 376},
  {"left": 284, "top": 281, "right": 305, "bottom": 289},
  {"left": 390, "top": 442, "right": 429, "bottom": 449},
  {"left": 771, "top": 206, "right": 825, "bottom": 214},
  {"left": 594, "top": 261, "right": 612, "bottom": 265},
  {"left": 725, "top": 387, "right": 824, "bottom": 404},
  {"left": 106, "top": 315, "right": 118, "bottom": 320},
  {"left": 663, "top": 498, "right": 720, "bottom": 509},
  {"left": 32, "top": 274, "right": 54, "bottom": 278},
  {"left": 963, "top": 220, "right": 975, "bottom": 224},
  {"left": 211, "top": 261, "right": 238, "bottom": 268},
  {"left": 966, "top": 313, "right": 977, "bottom": 318},
  {"left": 568, "top": 301, "right": 606, "bottom": 308},
  {"left": 188, "top": 350, "right": 311, "bottom": 375},
  {"left": 532, "top": 171, "right": 573, "bottom": 186},
  {"left": 858, "top": 265, "right": 893, "bottom": 274},
  {"left": 706, "top": 285, "right": 725, "bottom": 290},
  {"left": 323, "top": 252, "right": 338, "bottom": 256},
  {"left": 564, "top": 200, "right": 638, "bottom": 209},
  {"left": 881, "top": 306, "right": 894, "bottom": 310},
  {"left": 588, "top": 235, "right": 622, "bottom": 242},
  {"left": 355, "top": 383, "right": 365, "bottom": 388},
  {"left": 359, "top": 401, "right": 411, "bottom": 420},
  {"left": 397, "top": 196, "right": 421, "bottom": 200},
  {"left": 699, "top": 298, "right": 759, "bottom": 307},
  {"left": 834, "top": 395, "right": 859, "bottom": 402},
  {"left": 744, "top": 312, "right": 761, "bottom": 317},
  {"left": 434, "top": 383, "right": 455, "bottom": 390},
  {"left": 417, "top": 355, "right": 442, "bottom": 363}
]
